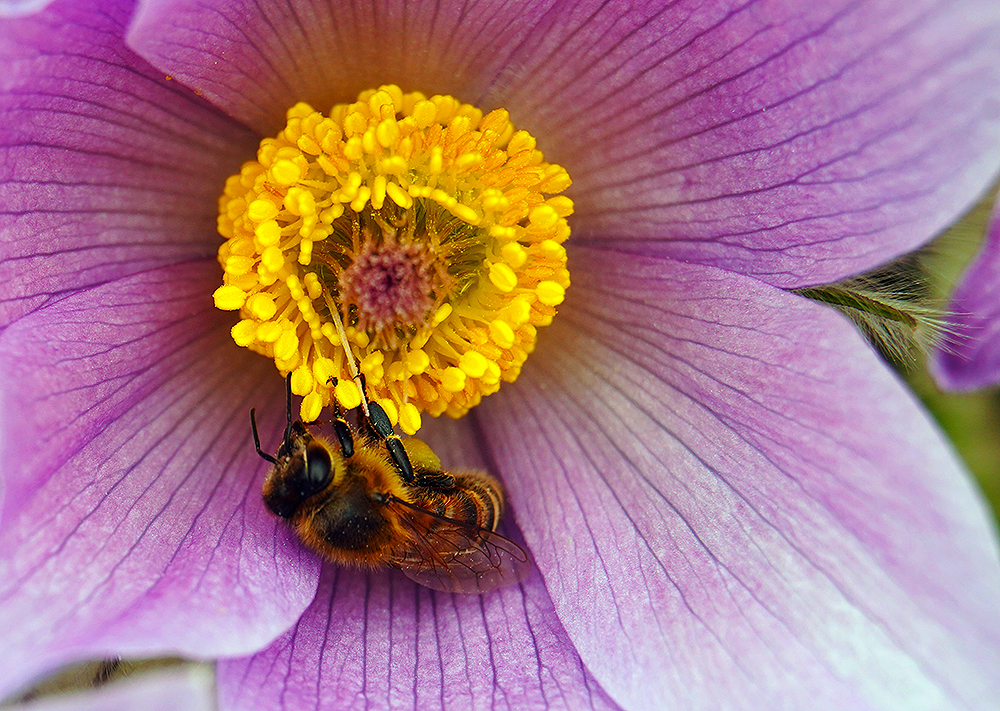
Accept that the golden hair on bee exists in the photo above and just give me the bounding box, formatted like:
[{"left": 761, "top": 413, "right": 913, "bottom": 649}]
[{"left": 250, "top": 373, "right": 528, "bottom": 594}]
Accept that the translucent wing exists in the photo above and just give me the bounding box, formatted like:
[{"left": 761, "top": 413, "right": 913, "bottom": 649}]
[{"left": 384, "top": 495, "right": 531, "bottom": 594}]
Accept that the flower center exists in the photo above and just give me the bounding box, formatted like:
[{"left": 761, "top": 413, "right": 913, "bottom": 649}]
[
  {"left": 340, "top": 235, "right": 435, "bottom": 337},
  {"left": 214, "top": 85, "right": 572, "bottom": 434}
]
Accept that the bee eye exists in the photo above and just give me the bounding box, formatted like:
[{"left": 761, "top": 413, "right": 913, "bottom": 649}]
[{"left": 299, "top": 443, "right": 333, "bottom": 497}]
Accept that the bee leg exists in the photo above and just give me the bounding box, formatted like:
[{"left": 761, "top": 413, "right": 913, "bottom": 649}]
[
  {"left": 352, "top": 373, "right": 377, "bottom": 439},
  {"left": 352, "top": 373, "right": 416, "bottom": 484},
  {"left": 371, "top": 404, "right": 415, "bottom": 483},
  {"left": 326, "top": 377, "right": 355, "bottom": 458}
]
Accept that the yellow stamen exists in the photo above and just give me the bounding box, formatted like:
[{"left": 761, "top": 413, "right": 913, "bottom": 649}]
[{"left": 216, "top": 85, "right": 572, "bottom": 433}]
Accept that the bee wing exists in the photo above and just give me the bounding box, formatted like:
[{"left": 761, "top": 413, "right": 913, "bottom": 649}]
[{"left": 385, "top": 495, "right": 531, "bottom": 594}]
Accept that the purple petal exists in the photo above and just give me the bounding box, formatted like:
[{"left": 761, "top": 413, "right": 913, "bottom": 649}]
[
  {"left": 126, "top": 0, "right": 1000, "bottom": 287},
  {"left": 125, "top": 0, "right": 558, "bottom": 137},
  {"left": 496, "top": 0, "right": 1000, "bottom": 287},
  {"left": 931, "top": 195, "right": 1000, "bottom": 390},
  {"left": 218, "top": 564, "right": 621, "bottom": 711},
  {"left": 0, "top": 0, "right": 256, "bottom": 329},
  {"left": 5, "top": 667, "right": 214, "bottom": 711},
  {"left": 0, "top": 262, "right": 320, "bottom": 698},
  {"left": 0, "top": 0, "right": 55, "bottom": 18},
  {"left": 479, "top": 247, "right": 1000, "bottom": 710}
]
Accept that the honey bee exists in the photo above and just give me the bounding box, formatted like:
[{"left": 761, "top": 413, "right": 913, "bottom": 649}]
[{"left": 250, "top": 375, "right": 530, "bottom": 594}]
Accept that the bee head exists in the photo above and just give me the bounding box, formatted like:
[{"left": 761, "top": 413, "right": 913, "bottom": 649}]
[{"left": 262, "top": 434, "right": 336, "bottom": 518}]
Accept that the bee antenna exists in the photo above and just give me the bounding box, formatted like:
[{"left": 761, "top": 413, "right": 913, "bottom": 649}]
[
  {"left": 249, "top": 408, "right": 277, "bottom": 464},
  {"left": 282, "top": 373, "right": 294, "bottom": 441}
]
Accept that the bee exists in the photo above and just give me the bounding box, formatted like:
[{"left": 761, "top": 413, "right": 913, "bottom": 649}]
[{"left": 250, "top": 375, "right": 530, "bottom": 594}]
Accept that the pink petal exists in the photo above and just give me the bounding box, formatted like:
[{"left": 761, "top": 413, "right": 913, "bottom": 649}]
[
  {"left": 0, "top": 263, "right": 319, "bottom": 698},
  {"left": 125, "top": 0, "right": 1000, "bottom": 286},
  {"left": 125, "top": 0, "right": 559, "bottom": 136},
  {"left": 490, "top": 0, "right": 1000, "bottom": 286},
  {"left": 479, "top": 247, "right": 1000, "bottom": 710},
  {"left": 218, "top": 564, "right": 621, "bottom": 711},
  {"left": 0, "top": 0, "right": 54, "bottom": 18},
  {"left": 0, "top": 0, "right": 256, "bottom": 328}
]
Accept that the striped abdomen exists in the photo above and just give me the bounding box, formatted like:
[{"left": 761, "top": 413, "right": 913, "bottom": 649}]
[{"left": 410, "top": 470, "right": 504, "bottom": 532}]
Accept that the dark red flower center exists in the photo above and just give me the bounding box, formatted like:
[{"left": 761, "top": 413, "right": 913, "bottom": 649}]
[{"left": 339, "top": 239, "right": 435, "bottom": 335}]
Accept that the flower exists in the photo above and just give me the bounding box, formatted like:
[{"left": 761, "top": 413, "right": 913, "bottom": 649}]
[
  {"left": 932, "top": 193, "right": 1000, "bottom": 390},
  {"left": 2, "top": 1, "right": 1000, "bottom": 710},
  {"left": 213, "top": 89, "right": 573, "bottom": 430}
]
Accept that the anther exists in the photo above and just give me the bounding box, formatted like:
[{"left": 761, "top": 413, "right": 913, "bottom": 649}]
[{"left": 215, "top": 85, "right": 573, "bottom": 431}]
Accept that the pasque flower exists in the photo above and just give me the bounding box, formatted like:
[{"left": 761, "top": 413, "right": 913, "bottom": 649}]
[{"left": 2, "top": 0, "right": 1000, "bottom": 709}]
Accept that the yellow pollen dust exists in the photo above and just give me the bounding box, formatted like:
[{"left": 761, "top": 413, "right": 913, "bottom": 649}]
[{"left": 215, "top": 85, "right": 572, "bottom": 434}]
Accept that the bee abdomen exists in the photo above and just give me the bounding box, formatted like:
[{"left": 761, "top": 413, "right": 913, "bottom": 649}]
[{"left": 451, "top": 472, "right": 504, "bottom": 532}]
